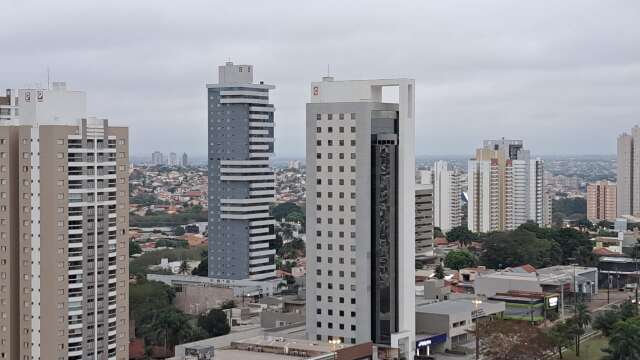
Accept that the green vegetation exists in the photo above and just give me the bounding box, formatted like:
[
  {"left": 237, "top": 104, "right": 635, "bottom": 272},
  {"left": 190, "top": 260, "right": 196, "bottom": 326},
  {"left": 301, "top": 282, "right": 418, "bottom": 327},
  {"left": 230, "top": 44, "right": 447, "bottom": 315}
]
[
  {"left": 130, "top": 206, "right": 207, "bottom": 227},
  {"left": 444, "top": 250, "right": 476, "bottom": 270},
  {"left": 130, "top": 280, "right": 207, "bottom": 354},
  {"left": 129, "top": 240, "right": 142, "bottom": 256},
  {"left": 563, "top": 336, "right": 607, "bottom": 360},
  {"left": 130, "top": 193, "right": 168, "bottom": 206},
  {"left": 278, "top": 238, "right": 305, "bottom": 259},
  {"left": 129, "top": 246, "right": 206, "bottom": 278},
  {"left": 478, "top": 223, "right": 594, "bottom": 269},
  {"left": 197, "top": 309, "right": 231, "bottom": 338},
  {"left": 174, "top": 225, "right": 186, "bottom": 236},
  {"left": 155, "top": 238, "right": 188, "bottom": 248},
  {"left": 434, "top": 264, "right": 445, "bottom": 279},
  {"left": 553, "top": 197, "right": 587, "bottom": 225},
  {"left": 271, "top": 202, "right": 305, "bottom": 225},
  {"left": 602, "top": 317, "right": 640, "bottom": 360},
  {"left": 445, "top": 226, "right": 478, "bottom": 246},
  {"left": 191, "top": 255, "right": 208, "bottom": 276}
]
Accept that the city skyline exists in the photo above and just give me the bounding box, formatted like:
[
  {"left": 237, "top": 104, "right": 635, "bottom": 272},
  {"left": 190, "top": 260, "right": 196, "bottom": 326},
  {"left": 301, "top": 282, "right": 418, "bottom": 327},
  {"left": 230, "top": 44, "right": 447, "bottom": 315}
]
[{"left": 3, "top": 1, "right": 640, "bottom": 158}]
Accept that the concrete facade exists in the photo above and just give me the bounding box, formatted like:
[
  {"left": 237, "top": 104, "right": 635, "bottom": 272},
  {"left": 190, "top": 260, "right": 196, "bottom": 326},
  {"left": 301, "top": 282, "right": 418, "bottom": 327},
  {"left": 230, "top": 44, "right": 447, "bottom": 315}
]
[
  {"left": 415, "top": 184, "right": 434, "bottom": 258},
  {"left": 305, "top": 77, "right": 415, "bottom": 358},
  {"left": 587, "top": 181, "right": 617, "bottom": 222},
  {"left": 617, "top": 126, "right": 640, "bottom": 217},
  {"left": 468, "top": 139, "right": 548, "bottom": 232},
  {"left": 207, "top": 62, "right": 276, "bottom": 280},
  {"left": 0, "top": 83, "right": 129, "bottom": 360}
]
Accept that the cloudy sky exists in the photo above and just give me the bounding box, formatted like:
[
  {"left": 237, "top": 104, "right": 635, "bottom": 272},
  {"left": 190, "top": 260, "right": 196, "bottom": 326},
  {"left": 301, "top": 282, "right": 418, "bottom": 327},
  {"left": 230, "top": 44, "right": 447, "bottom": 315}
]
[{"left": 2, "top": 0, "right": 640, "bottom": 158}]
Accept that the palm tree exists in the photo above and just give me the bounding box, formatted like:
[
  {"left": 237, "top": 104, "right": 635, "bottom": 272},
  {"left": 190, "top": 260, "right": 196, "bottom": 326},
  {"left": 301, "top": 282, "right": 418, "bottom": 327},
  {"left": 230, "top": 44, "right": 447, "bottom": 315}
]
[
  {"left": 602, "top": 318, "right": 640, "bottom": 360},
  {"left": 572, "top": 301, "right": 592, "bottom": 356}
]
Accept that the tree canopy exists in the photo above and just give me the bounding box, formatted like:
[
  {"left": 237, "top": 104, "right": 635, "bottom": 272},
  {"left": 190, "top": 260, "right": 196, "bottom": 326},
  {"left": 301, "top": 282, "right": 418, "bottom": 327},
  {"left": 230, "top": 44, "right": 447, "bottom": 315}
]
[
  {"left": 198, "top": 309, "right": 230, "bottom": 338},
  {"left": 445, "top": 226, "right": 478, "bottom": 245},
  {"left": 444, "top": 250, "right": 476, "bottom": 270}
]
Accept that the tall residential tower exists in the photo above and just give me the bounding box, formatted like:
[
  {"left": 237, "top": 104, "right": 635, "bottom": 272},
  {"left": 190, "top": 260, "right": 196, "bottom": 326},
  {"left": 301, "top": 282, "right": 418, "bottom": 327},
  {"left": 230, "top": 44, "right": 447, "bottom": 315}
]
[
  {"left": 206, "top": 62, "right": 276, "bottom": 280},
  {"left": 0, "top": 83, "right": 129, "bottom": 360},
  {"left": 418, "top": 161, "right": 463, "bottom": 232},
  {"left": 305, "top": 76, "right": 415, "bottom": 358},
  {"left": 468, "top": 139, "right": 549, "bottom": 232},
  {"left": 617, "top": 126, "right": 640, "bottom": 217}
]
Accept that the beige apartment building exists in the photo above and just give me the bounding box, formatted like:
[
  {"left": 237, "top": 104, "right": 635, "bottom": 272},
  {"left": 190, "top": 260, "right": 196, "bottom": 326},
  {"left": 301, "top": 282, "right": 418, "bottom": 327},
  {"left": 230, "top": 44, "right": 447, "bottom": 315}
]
[
  {"left": 587, "top": 181, "right": 617, "bottom": 222},
  {"left": 468, "top": 139, "right": 550, "bottom": 233},
  {"left": 0, "top": 84, "right": 129, "bottom": 360}
]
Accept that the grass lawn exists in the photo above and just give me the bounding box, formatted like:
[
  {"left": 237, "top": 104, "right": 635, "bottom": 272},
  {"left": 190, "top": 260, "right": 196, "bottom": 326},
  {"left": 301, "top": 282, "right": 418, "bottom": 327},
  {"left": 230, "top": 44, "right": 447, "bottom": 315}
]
[{"left": 563, "top": 336, "right": 608, "bottom": 360}]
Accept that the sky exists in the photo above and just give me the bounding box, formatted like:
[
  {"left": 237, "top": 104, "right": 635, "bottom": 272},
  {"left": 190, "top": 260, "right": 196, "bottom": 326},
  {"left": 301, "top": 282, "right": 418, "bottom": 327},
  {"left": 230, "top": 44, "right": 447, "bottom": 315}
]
[{"left": 2, "top": 0, "right": 640, "bottom": 158}]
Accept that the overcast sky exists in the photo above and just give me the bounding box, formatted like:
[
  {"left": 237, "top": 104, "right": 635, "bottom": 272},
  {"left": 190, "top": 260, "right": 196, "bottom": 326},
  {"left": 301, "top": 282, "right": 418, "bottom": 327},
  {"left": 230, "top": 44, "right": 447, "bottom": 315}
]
[{"left": 2, "top": 0, "right": 640, "bottom": 158}]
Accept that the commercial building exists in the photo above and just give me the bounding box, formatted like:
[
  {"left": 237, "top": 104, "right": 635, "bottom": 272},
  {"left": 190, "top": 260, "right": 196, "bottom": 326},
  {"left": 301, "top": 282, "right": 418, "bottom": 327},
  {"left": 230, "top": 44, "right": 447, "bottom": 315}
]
[
  {"left": 415, "top": 184, "right": 434, "bottom": 258},
  {"left": 0, "top": 82, "right": 129, "bottom": 359},
  {"left": 474, "top": 265, "right": 598, "bottom": 300},
  {"left": 207, "top": 62, "right": 276, "bottom": 280},
  {"left": 467, "top": 139, "right": 550, "bottom": 232},
  {"left": 587, "top": 181, "right": 617, "bottom": 222},
  {"left": 0, "top": 89, "right": 18, "bottom": 124},
  {"left": 305, "top": 76, "right": 416, "bottom": 358},
  {"left": 414, "top": 298, "right": 505, "bottom": 355},
  {"left": 488, "top": 291, "right": 559, "bottom": 323},
  {"left": 418, "top": 161, "right": 462, "bottom": 232},
  {"left": 617, "top": 126, "right": 640, "bottom": 217}
]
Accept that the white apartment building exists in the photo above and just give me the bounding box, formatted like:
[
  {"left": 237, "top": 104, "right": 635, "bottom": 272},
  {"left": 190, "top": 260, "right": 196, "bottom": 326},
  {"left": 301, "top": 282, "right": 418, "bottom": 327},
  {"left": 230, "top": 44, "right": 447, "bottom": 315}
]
[
  {"left": 468, "top": 139, "right": 549, "bottom": 232},
  {"left": 305, "top": 76, "right": 415, "bottom": 359},
  {"left": 419, "top": 161, "right": 462, "bottom": 232}
]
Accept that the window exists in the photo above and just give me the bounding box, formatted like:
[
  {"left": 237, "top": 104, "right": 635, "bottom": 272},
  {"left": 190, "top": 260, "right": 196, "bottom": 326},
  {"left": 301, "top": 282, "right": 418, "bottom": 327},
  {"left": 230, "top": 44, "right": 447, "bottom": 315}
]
[
  {"left": 316, "top": 127, "right": 321, "bottom": 133},
  {"left": 316, "top": 153, "right": 321, "bottom": 159},
  {"left": 350, "top": 126, "right": 356, "bottom": 133},
  {"left": 339, "top": 126, "right": 344, "bottom": 133},
  {"left": 350, "top": 113, "right": 356, "bottom": 119},
  {"left": 316, "top": 140, "right": 321, "bottom": 146},
  {"left": 327, "top": 114, "right": 333, "bottom": 120},
  {"left": 339, "top": 113, "right": 344, "bottom": 120},
  {"left": 316, "top": 113, "right": 321, "bottom": 120},
  {"left": 327, "top": 127, "right": 333, "bottom": 133},
  {"left": 351, "top": 140, "right": 356, "bottom": 146}
]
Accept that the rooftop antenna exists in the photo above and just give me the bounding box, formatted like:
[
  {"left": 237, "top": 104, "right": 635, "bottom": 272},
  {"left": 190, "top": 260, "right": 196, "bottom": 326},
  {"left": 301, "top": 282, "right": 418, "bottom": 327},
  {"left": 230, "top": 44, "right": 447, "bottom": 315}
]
[
  {"left": 327, "top": 64, "right": 330, "bottom": 77},
  {"left": 47, "top": 67, "right": 50, "bottom": 89}
]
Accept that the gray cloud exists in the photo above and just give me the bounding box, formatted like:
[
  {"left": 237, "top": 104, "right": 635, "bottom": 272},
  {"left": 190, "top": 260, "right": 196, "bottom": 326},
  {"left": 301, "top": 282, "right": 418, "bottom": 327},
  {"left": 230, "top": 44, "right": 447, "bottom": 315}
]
[{"left": 2, "top": 0, "right": 640, "bottom": 157}]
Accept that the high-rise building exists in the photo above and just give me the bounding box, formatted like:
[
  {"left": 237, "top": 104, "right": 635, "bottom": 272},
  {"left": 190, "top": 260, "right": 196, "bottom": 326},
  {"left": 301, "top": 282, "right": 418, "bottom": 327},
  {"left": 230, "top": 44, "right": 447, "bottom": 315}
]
[
  {"left": 151, "top": 151, "right": 163, "bottom": 165},
  {"left": 415, "top": 184, "right": 434, "bottom": 258},
  {"left": 418, "top": 161, "right": 462, "bottom": 232},
  {"left": 587, "top": 181, "right": 617, "bottom": 222},
  {"left": 206, "top": 62, "right": 276, "bottom": 280},
  {"left": 617, "top": 126, "right": 640, "bottom": 217},
  {"left": 305, "top": 76, "right": 415, "bottom": 358},
  {"left": 0, "top": 82, "right": 129, "bottom": 360},
  {"left": 0, "top": 89, "right": 18, "bottom": 125},
  {"left": 468, "top": 139, "right": 548, "bottom": 232},
  {"left": 169, "top": 152, "right": 178, "bottom": 166},
  {"left": 181, "top": 152, "right": 188, "bottom": 167}
]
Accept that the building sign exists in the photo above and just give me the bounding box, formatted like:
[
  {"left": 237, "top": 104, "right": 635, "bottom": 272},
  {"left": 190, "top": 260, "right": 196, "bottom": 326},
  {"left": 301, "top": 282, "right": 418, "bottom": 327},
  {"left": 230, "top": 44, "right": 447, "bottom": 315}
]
[
  {"left": 313, "top": 86, "right": 319, "bottom": 96},
  {"left": 415, "top": 333, "right": 447, "bottom": 349},
  {"left": 25, "top": 92, "right": 31, "bottom": 102},
  {"left": 37, "top": 91, "right": 44, "bottom": 102},
  {"left": 547, "top": 296, "right": 559, "bottom": 308}
]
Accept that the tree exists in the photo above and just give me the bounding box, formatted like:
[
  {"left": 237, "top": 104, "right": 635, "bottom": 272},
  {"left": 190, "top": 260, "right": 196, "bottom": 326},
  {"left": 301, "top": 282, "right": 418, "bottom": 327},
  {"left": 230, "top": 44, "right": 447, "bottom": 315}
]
[
  {"left": 551, "top": 227, "right": 595, "bottom": 266},
  {"left": 178, "top": 260, "right": 189, "bottom": 275},
  {"left": 191, "top": 257, "right": 208, "bottom": 276},
  {"left": 221, "top": 299, "right": 236, "bottom": 309},
  {"left": 434, "top": 227, "right": 444, "bottom": 238},
  {"left": 547, "top": 320, "right": 573, "bottom": 359},
  {"left": 174, "top": 225, "right": 186, "bottom": 236},
  {"left": 445, "top": 226, "right": 478, "bottom": 246},
  {"left": 602, "top": 317, "right": 640, "bottom": 360},
  {"left": 434, "top": 264, "right": 445, "bottom": 279},
  {"left": 479, "top": 319, "right": 553, "bottom": 360},
  {"left": 444, "top": 250, "right": 475, "bottom": 270},
  {"left": 129, "top": 240, "right": 142, "bottom": 256},
  {"left": 571, "top": 301, "right": 592, "bottom": 357},
  {"left": 593, "top": 309, "right": 621, "bottom": 337},
  {"left": 480, "top": 229, "right": 561, "bottom": 269},
  {"left": 198, "top": 309, "right": 230, "bottom": 337}
]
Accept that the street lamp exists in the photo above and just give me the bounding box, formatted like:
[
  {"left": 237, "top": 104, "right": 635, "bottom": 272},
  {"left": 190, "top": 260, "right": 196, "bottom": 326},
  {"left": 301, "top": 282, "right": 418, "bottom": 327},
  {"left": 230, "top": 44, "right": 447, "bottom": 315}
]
[{"left": 472, "top": 297, "right": 483, "bottom": 360}]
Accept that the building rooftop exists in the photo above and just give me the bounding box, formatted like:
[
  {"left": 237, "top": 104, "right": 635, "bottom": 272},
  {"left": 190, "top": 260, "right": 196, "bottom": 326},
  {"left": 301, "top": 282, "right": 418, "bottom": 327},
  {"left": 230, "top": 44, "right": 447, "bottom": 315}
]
[
  {"left": 415, "top": 298, "right": 504, "bottom": 316},
  {"left": 213, "top": 349, "right": 305, "bottom": 360}
]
